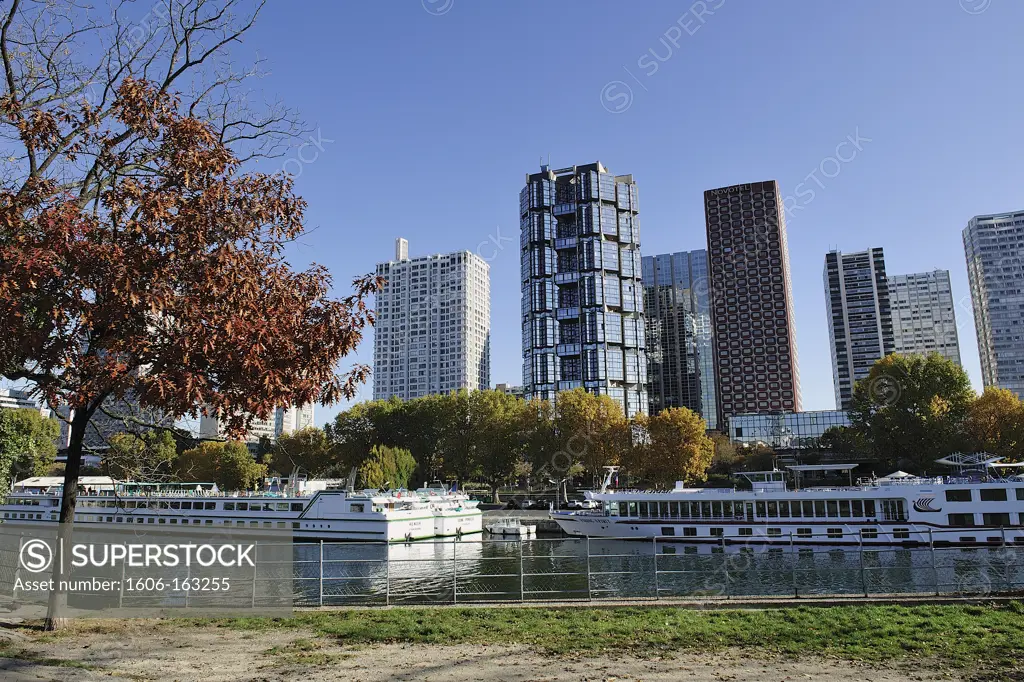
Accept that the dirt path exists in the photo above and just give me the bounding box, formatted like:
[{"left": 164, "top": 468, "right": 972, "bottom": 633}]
[{"left": 0, "top": 622, "right": 962, "bottom": 682}]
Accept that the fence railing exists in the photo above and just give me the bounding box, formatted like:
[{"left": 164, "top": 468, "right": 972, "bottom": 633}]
[{"left": 1, "top": 529, "right": 1022, "bottom": 610}]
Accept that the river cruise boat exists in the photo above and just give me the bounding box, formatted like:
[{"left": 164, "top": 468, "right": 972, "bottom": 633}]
[
  {"left": 552, "top": 459, "right": 1024, "bottom": 547},
  {"left": 1, "top": 477, "right": 482, "bottom": 542}
]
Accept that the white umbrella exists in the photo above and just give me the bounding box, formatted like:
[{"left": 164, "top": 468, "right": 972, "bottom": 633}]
[{"left": 880, "top": 470, "right": 914, "bottom": 480}]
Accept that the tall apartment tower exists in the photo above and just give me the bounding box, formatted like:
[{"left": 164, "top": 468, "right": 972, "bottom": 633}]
[
  {"left": 373, "top": 239, "right": 490, "bottom": 400},
  {"left": 520, "top": 162, "right": 647, "bottom": 417},
  {"left": 888, "top": 270, "right": 962, "bottom": 366},
  {"left": 642, "top": 250, "right": 718, "bottom": 429},
  {"left": 823, "top": 248, "right": 894, "bottom": 409},
  {"left": 703, "top": 180, "right": 801, "bottom": 427},
  {"left": 964, "top": 209, "right": 1024, "bottom": 397},
  {"left": 198, "top": 403, "right": 315, "bottom": 445}
]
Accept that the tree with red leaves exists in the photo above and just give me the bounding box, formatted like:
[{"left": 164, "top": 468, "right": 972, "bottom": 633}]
[{"left": 0, "top": 0, "right": 379, "bottom": 627}]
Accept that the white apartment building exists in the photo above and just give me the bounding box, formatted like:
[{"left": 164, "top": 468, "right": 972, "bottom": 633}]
[
  {"left": 888, "top": 270, "right": 962, "bottom": 366},
  {"left": 373, "top": 238, "right": 490, "bottom": 400},
  {"left": 199, "top": 404, "right": 315, "bottom": 447},
  {"left": 0, "top": 388, "right": 49, "bottom": 417}
]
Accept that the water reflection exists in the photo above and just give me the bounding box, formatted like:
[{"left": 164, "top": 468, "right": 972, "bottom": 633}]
[{"left": 291, "top": 538, "right": 1024, "bottom": 606}]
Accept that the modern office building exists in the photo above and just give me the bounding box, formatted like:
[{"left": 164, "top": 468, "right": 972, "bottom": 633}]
[
  {"left": 0, "top": 388, "right": 49, "bottom": 417},
  {"left": 823, "top": 248, "right": 894, "bottom": 409},
  {"left": 964, "top": 209, "right": 1024, "bottom": 397},
  {"left": 56, "top": 395, "right": 171, "bottom": 451},
  {"left": 198, "top": 403, "right": 315, "bottom": 449},
  {"left": 642, "top": 250, "right": 718, "bottom": 429},
  {"left": 888, "top": 270, "right": 962, "bottom": 366},
  {"left": 704, "top": 180, "right": 800, "bottom": 426},
  {"left": 373, "top": 238, "right": 490, "bottom": 400},
  {"left": 520, "top": 162, "right": 647, "bottom": 417},
  {"left": 728, "top": 410, "right": 851, "bottom": 450}
]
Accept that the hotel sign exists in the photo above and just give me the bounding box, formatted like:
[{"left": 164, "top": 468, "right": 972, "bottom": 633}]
[{"left": 708, "top": 184, "right": 752, "bottom": 196}]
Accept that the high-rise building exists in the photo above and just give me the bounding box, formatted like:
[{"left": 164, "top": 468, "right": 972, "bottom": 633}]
[
  {"left": 0, "top": 387, "right": 49, "bottom": 417},
  {"left": 823, "top": 248, "right": 894, "bottom": 409},
  {"left": 520, "top": 162, "right": 647, "bottom": 417},
  {"left": 703, "top": 180, "right": 801, "bottom": 426},
  {"left": 373, "top": 239, "right": 490, "bottom": 400},
  {"left": 964, "top": 209, "right": 1024, "bottom": 397},
  {"left": 642, "top": 250, "right": 717, "bottom": 429},
  {"left": 198, "top": 403, "right": 314, "bottom": 448},
  {"left": 56, "top": 396, "right": 172, "bottom": 451},
  {"left": 888, "top": 270, "right": 962, "bottom": 366}
]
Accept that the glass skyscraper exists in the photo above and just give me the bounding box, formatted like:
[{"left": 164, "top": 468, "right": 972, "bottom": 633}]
[
  {"left": 964, "top": 209, "right": 1024, "bottom": 397},
  {"left": 823, "top": 248, "right": 894, "bottom": 410},
  {"left": 642, "top": 250, "right": 718, "bottom": 429},
  {"left": 520, "top": 162, "right": 647, "bottom": 417}
]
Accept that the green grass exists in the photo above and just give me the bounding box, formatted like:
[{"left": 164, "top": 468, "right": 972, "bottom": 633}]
[{"left": 205, "top": 602, "right": 1024, "bottom": 674}]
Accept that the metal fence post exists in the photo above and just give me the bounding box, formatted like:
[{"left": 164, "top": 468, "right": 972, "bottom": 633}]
[
  {"left": 452, "top": 539, "right": 457, "bottom": 604},
  {"left": 318, "top": 540, "right": 324, "bottom": 608},
  {"left": 859, "top": 534, "right": 867, "bottom": 597},
  {"left": 790, "top": 533, "right": 797, "bottom": 598},
  {"left": 722, "top": 538, "right": 730, "bottom": 600},
  {"left": 251, "top": 540, "right": 258, "bottom": 609},
  {"left": 118, "top": 558, "right": 126, "bottom": 609},
  {"left": 519, "top": 539, "right": 525, "bottom": 602},
  {"left": 585, "top": 536, "right": 592, "bottom": 601},
  {"left": 12, "top": 536, "right": 23, "bottom": 603},
  {"left": 385, "top": 541, "right": 391, "bottom": 607},
  {"left": 929, "top": 528, "right": 939, "bottom": 596},
  {"left": 184, "top": 562, "right": 190, "bottom": 609},
  {"left": 652, "top": 536, "right": 659, "bottom": 600}
]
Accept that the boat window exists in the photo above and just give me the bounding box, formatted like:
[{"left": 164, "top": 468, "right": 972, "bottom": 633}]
[
  {"left": 277, "top": 503, "right": 290, "bottom": 512},
  {"left": 767, "top": 501, "right": 778, "bottom": 518},
  {"left": 778, "top": 501, "right": 790, "bottom": 518},
  {"left": 980, "top": 489, "right": 1007, "bottom": 502},
  {"left": 181, "top": 501, "right": 192, "bottom": 510},
  {"left": 710, "top": 527, "right": 724, "bottom": 537},
  {"left": 852, "top": 500, "right": 863, "bottom": 517},
  {"left": 170, "top": 502, "right": 180, "bottom": 510},
  {"left": 669, "top": 502, "right": 679, "bottom": 518},
  {"left": 983, "top": 513, "right": 1011, "bottom": 526},
  {"left": 826, "top": 501, "right": 839, "bottom": 518},
  {"left": 861, "top": 528, "right": 878, "bottom": 539},
  {"left": 237, "top": 502, "right": 248, "bottom": 511},
  {"left": 1017, "top": 489, "right": 1024, "bottom": 501},
  {"left": 755, "top": 502, "right": 765, "bottom": 518},
  {"left": 948, "top": 513, "right": 974, "bottom": 527},
  {"left": 797, "top": 528, "right": 812, "bottom": 538},
  {"left": 661, "top": 527, "right": 675, "bottom": 536},
  {"left": 864, "top": 500, "right": 876, "bottom": 517},
  {"left": 839, "top": 501, "right": 851, "bottom": 518},
  {"left": 827, "top": 528, "right": 843, "bottom": 539},
  {"left": 350, "top": 503, "right": 365, "bottom": 513},
  {"left": 607, "top": 502, "right": 619, "bottom": 517},
  {"left": 893, "top": 528, "right": 910, "bottom": 539},
  {"left": 224, "top": 502, "right": 235, "bottom": 511},
  {"left": 627, "top": 502, "right": 637, "bottom": 517},
  {"left": 814, "top": 501, "right": 825, "bottom": 518},
  {"left": 881, "top": 500, "right": 906, "bottom": 521},
  {"left": 701, "top": 502, "right": 712, "bottom": 519},
  {"left": 682, "top": 527, "right": 696, "bottom": 537},
  {"left": 945, "top": 489, "right": 972, "bottom": 502},
  {"left": 711, "top": 501, "right": 722, "bottom": 518},
  {"left": 291, "top": 503, "right": 304, "bottom": 512},
  {"left": 739, "top": 528, "right": 752, "bottom": 536},
  {"left": 790, "top": 501, "right": 802, "bottom": 518},
  {"left": 767, "top": 528, "right": 781, "bottom": 537}
]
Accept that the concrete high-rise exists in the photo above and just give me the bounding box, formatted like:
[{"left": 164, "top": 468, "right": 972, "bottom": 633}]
[
  {"left": 198, "top": 403, "right": 316, "bottom": 448},
  {"left": 373, "top": 239, "right": 490, "bottom": 400},
  {"left": 964, "top": 209, "right": 1024, "bottom": 397},
  {"left": 520, "top": 162, "right": 647, "bottom": 417},
  {"left": 642, "top": 250, "right": 717, "bottom": 429},
  {"left": 888, "top": 270, "right": 962, "bottom": 366},
  {"left": 824, "top": 248, "right": 894, "bottom": 409},
  {"left": 703, "top": 180, "right": 800, "bottom": 426}
]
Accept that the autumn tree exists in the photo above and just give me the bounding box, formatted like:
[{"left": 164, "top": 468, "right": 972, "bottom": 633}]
[
  {"left": 0, "top": 0, "right": 379, "bottom": 628},
  {"left": 849, "top": 354, "right": 974, "bottom": 471},
  {"left": 103, "top": 430, "right": 177, "bottom": 481},
  {"left": 964, "top": 387, "right": 1024, "bottom": 461},
  {"left": 468, "top": 389, "right": 528, "bottom": 503},
  {"left": 176, "top": 440, "right": 268, "bottom": 491},
  {"left": 0, "top": 406, "right": 59, "bottom": 485},
  {"left": 645, "top": 407, "right": 714, "bottom": 488},
  {"left": 551, "top": 388, "right": 629, "bottom": 487}
]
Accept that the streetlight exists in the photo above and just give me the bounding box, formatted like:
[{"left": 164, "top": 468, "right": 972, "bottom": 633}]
[{"left": 547, "top": 477, "right": 569, "bottom": 510}]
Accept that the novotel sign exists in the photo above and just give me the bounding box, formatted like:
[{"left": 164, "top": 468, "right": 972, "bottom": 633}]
[{"left": 708, "top": 184, "right": 752, "bottom": 196}]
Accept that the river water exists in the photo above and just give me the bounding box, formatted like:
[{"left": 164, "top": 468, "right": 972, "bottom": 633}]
[{"left": 291, "top": 537, "right": 1024, "bottom": 606}]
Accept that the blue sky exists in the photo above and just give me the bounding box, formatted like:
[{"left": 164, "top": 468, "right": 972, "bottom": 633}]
[{"left": 236, "top": 0, "right": 1024, "bottom": 426}]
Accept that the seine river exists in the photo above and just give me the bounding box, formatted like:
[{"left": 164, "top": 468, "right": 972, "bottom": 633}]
[{"left": 292, "top": 537, "right": 1024, "bottom": 605}]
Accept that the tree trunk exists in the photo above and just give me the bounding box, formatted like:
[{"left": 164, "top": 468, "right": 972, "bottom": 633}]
[{"left": 44, "top": 405, "right": 90, "bottom": 631}]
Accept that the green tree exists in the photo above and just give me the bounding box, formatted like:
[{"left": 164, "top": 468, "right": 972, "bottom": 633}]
[
  {"left": 0, "top": 407, "right": 60, "bottom": 485},
  {"left": 819, "top": 425, "right": 869, "bottom": 457},
  {"left": 707, "top": 432, "right": 740, "bottom": 477},
  {"left": 358, "top": 445, "right": 416, "bottom": 490},
  {"left": 645, "top": 407, "right": 714, "bottom": 488},
  {"left": 176, "top": 441, "right": 267, "bottom": 491},
  {"left": 469, "top": 390, "right": 528, "bottom": 503},
  {"left": 103, "top": 430, "right": 177, "bottom": 481},
  {"left": 964, "top": 387, "right": 1024, "bottom": 461},
  {"left": 849, "top": 353, "right": 975, "bottom": 471},
  {"left": 273, "top": 427, "right": 338, "bottom": 477}
]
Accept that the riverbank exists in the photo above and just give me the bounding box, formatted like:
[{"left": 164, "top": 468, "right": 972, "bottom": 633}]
[{"left": 1, "top": 603, "right": 1021, "bottom": 680}]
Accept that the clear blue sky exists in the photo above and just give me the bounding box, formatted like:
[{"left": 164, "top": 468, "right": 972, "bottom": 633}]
[{"left": 237, "top": 0, "right": 1024, "bottom": 427}]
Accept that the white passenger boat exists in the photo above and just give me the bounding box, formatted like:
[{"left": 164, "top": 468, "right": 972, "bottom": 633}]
[
  {"left": 485, "top": 517, "right": 536, "bottom": 537},
  {"left": 551, "top": 458, "right": 1024, "bottom": 547},
  {"left": 0, "top": 477, "right": 482, "bottom": 542}
]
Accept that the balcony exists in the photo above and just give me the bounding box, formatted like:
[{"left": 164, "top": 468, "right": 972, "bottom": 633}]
[
  {"left": 556, "top": 343, "right": 581, "bottom": 356},
  {"left": 553, "top": 202, "right": 576, "bottom": 216},
  {"left": 554, "top": 272, "right": 579, "bottom": 285},
  {"left": 555, "top": 306, "right": 580, "bottom": 320},
  {"left": 554, "top": 236, "right": 578, "bottom": 250}
]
